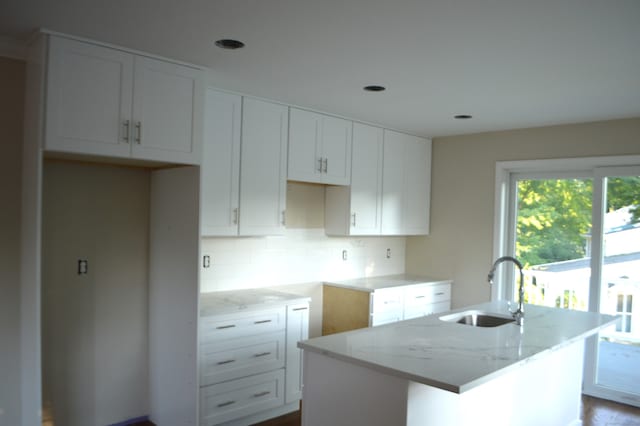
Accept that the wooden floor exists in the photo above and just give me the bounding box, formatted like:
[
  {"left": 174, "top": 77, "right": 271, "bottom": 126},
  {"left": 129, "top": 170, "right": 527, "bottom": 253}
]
[{"left": 252, "top": 395, "right": 640, "bottom": 426}]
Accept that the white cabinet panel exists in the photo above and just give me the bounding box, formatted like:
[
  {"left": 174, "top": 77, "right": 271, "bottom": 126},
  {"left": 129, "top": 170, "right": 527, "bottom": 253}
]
[
  {"left": 325, "top": 123, "right": 383, "bottom": 235},
  {"left": 45, "top": 36, "right": 133, "bottom": 158},
  {"left": 200, "top": 307, "right": 286, "bottom": 342},
  {"left": 381, "top": 130, "right": 431, "bottom": 235},
  {"left": 201, "top": 90, "right": 242, "bottom": 236},
  {"left": 44, "top": 35, "right": 203, "bottom": 165},
  {"left": 239, "top": 98, "right": 288, "bottom": 235},
  {"left": 200, "top": 369, "right": 285, "bottom": 426},
  {"left": 200, "top": 331, "right": 285, "bottom": 387},
  {"left": 285, "top": 303, "right": 309, "bottom": 404},
  {"left": 131, "top": 56, "right": 203, "bottom": 164},
  {"left": 288, "top": 108, "right": 352, "bottom": 185},
  {"left": 320, "top": 114, "right": 352, "bottom": 185}
]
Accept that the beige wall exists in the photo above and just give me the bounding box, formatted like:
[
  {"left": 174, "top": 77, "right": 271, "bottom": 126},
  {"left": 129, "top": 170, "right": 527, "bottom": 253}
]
[
  {"left": 0, "top": 57, "right": 25, "bottom": 426},
  {"left": 42, "top": 160, "right": 150, "bottom": 425},
  {"left": 406, "top": 118, "right": 640, "bottom": 308}
]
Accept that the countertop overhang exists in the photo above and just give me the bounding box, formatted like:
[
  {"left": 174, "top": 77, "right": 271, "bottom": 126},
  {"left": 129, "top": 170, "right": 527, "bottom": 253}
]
[{"left": 298, "top": 301, "right": 618, "bottom": 394}]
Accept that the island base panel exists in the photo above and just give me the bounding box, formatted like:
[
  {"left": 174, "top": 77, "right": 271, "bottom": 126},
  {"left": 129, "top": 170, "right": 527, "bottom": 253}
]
[{"left": 302, "top": 340, "right": 585, "bottom": 426}]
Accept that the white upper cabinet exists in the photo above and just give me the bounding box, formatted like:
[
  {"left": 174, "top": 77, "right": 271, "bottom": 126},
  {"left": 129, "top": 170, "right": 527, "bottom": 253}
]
[
  {"left": 45, "top": 36, "right": 203, "bottom": 165},
  {"left": 201, "top": 93, "right": 288, "bottom": 237},
  {"left": 240, "top": 98, "right": 289, "bottom": 235},
  {"left": 201, "top": 89, "right": 242, "bottom": 236},
  {"left": 288, "top": 108, "right": 352, "bottom": 185},
  {"left": 325, "top": 123, "right": 383, "bottom": 235},
  {"left": 381, "top": 130, "right": 431, "bottom": 235}
]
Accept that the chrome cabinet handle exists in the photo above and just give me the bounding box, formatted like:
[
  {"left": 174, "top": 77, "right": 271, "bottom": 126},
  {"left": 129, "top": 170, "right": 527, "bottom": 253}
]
[
  {"left": 253, "top": 352, "right": 271, "bottom": 358},
  {"left": 292, "top": 307, "right": 308, "bottom": 311},
  {"left": 216, "top": 324, "right": 236, "bottom": 330},
  {"left": 317, "top": 157, "right": 323, "bottom": 172},
  {"left": 281, "top": 210, "right": 286, "bottom": 226},
  {"left": 254, "top": 319, "right": 272, "bottom": 324},
  {"left": 323, "top": 158, "right": 328, "bottom": 173},
  {"left": 217, "top": 400, "right": 235, "bottom": 408},
  {"left": 122, "top": 120, "right": 130, "bottom": 142},
  {"left": 233, "top": 208, "right": 239, "bottom": 225},
  {"left": 415, "top": 295, "right": 426, "bottom": 299},
  {"left": 435, "top": 292, "right": 445, "bottom": 296},
  {"left": 216, "top": 359, "right": 235, "bottom": 365},
  {"left": 253, "top": 391, "right": 270, "bottom": 398},
  {"left": 351, "top": 213, "right": 357, "bottom": 227},
  {"left": 135, "top": 121, "right": 142, "bottom": 144}
]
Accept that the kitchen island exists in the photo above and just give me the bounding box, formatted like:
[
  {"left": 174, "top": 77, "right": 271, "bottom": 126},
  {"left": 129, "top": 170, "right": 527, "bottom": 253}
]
[{"left": 299, "top": 301, "right": 617, "bottom": 426}]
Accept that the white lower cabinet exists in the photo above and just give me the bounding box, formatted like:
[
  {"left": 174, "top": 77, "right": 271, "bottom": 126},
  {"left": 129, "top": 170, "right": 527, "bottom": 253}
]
[
  {"left": 200, "top": 369, "right": 285, "bottom": 426},
  {"left": 199, "top": 299, "right": 309, "bottom": 425}
]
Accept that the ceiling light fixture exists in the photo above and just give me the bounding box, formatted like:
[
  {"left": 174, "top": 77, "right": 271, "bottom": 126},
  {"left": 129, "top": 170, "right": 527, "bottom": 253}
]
[
  {"left": 214, "top": 39, "right": 245, "bottom": 50},
  {"left": 454, "top": 114, "right": 472, "bottom": 119},
  {"left": 363, "top": 85, "right": 386, "bottom": 92}
]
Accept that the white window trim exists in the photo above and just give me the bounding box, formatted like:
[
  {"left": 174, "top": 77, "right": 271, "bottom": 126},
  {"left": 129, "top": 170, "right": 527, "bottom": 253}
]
[{"left": 492, "top": 155, "right": 640, "bottom": 302}]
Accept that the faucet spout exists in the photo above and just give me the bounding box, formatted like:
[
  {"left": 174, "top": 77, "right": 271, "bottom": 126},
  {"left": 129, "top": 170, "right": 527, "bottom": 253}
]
[{"left": 488, "top": 256, "right": 525, "bottom": 326}]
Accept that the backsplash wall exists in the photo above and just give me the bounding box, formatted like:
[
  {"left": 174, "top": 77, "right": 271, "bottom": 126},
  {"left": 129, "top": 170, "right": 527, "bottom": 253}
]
[
  {"left": 200, "top": 229, "right": 406, "bottom": 292},
  {"left": 200, "top": 182, "right": 407, "bottom": 337}
]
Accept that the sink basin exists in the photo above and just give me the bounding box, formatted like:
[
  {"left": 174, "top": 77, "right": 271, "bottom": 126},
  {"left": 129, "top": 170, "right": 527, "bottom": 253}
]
[{"left": 440, "top": 310, "right": 515, "bottom": 327}]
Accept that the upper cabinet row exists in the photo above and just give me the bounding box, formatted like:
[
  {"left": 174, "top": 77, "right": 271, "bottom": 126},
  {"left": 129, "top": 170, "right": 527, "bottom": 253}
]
[
  {"left": 44, "top": 36, "right": 203, "bottom": 165},
  {"left": 202, "top": 90, "right": 431, "bottom": 237},
  {"left": 324, "top": 125, "right": 431, "bottom": 236}
]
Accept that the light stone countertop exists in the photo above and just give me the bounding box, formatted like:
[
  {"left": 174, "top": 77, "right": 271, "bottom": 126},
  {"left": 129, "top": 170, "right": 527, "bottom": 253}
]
[
  {"left": 324, "top": 274, "right": 452, "bottom": 292},
  {"left": 200, "top": 288, "right": 310, "bottom": 317},
  {"left": 298, "top": 301, "right": 618, "bottom": 393}
]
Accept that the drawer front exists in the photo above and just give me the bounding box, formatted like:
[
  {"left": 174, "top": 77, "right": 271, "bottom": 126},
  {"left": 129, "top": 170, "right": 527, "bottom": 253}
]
[
  {"left": 404, "top": 300, "right": 451, "bottom": 320},
  {"left": 200, "top": 369, "right": 285, "bottom": 426},
  {"left": 200, "top": 307, "right": 286, "bottom": 342},
  {"left": 370, "top": 310, "right": 403, "bottom": 327},
  {"left": 200, "top": 331, "right": 285, "bottom": 386},
  {"left": 371, "top": 288, "right": 404, "bottom": 314},
  {"left": 404, "top": 283, "right": 451, "bottom": 307}
]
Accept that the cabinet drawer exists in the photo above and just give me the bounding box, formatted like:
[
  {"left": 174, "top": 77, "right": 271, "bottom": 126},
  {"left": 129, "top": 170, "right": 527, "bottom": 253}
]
[
  {"left": 200, "top": 331, "right": 285, "bottom": 386},
  {"left": 404, "top": 300, "right": 451, "bottom": 320},
  {"left": 200, "top": 307, "right": 286, "bottom": 341},
  {"left": 404, "top": 283, "right": 451, "bottom": 307},
  {"left": 370, "top": 310, "right": 403, "bottom": 327},
  {"left": 200, "top": 369, "right": 285, "bottom": 426},
  {"left": 371, "top": 288, "right": 403, "bottom": 314}
]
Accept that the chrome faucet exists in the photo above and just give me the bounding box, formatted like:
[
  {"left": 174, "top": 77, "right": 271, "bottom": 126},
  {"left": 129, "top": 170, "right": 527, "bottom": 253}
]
[{"left": 488, "top": 256, "right": 525, "bottom": 326}]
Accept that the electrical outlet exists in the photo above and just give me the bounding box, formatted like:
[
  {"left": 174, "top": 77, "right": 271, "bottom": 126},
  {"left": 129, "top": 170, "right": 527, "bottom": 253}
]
[
  {"left": 78, "top": 259, "right": 88, "bottom": 275},
  {"left": 386, "top": 248, "right": 391, "bottom": 259},
  {"left": 342, "top": 250, "right": 348, "bottom": 261},
  {"left": 203, "top": 255, "right": 211, "bottom": 268}
]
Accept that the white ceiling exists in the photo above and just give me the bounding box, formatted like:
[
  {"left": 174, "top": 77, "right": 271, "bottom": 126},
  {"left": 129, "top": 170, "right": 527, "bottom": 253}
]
[{"left": 1, "top": 0, "right": 639, "bottom": 137}]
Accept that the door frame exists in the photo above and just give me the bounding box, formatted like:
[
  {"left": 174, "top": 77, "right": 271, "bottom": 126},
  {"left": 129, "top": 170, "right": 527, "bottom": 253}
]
[{"left": 493, "top": 155, "right": 640, "bottom": 406}]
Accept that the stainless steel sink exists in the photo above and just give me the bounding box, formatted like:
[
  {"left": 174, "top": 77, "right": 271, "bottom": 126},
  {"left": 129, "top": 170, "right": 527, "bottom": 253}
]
[{"left": 440, "top": 310, "right": 515, "bottom": 327}]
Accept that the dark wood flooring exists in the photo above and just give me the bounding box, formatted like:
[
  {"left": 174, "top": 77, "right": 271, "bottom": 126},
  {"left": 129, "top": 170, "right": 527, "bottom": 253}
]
[{"left": 252, "top": 395, "right": 640, "bottom": 426}]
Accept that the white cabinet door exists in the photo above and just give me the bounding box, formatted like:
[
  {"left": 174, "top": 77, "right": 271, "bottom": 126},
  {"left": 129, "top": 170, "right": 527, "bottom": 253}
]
[
  {"left": 381, "top": 130, "right": 406, "bottom": 235},
  {"left": 45, "top": 35, "right": 203, "bottom": 165},
  {"left": 45, "top": 36, "right": 133, "bottom": 158},
  {"left": 288, "top": 108, "right": 321, "bottom": 183},
  {"left": 349, "top": 123, "right": 383, "bottom": 234},
  {"left": 320, "top": 115, "right": 352, "bottom": 185},
  {"left": 239, "top": 98, "right": 288, "bottom": 235},
  {"left": 403, "top": 136, "right": 431, "bottom": 234},
  {"left": 201, "top": 89, "right": 241, "bottom": 236},
  {"left": 381, "top": 130, "right": 431, "bottom": 235},
  {"left": 285, "top": 303, "right": 309, "bottom": 404},
  {"left": 131, "top": 55, "right": 204, "bottom": 164},
  {"left": 288, "top": 108, "right": 352, "bottom": 185},
  {"left": 325, "top": 122, "right": 382, "bottom": 236}
]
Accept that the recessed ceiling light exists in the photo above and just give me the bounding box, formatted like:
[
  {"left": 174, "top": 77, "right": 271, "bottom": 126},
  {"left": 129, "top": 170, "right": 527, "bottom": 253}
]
[
  {"left": 214, "top": 39, "right": 245, "bottom": 50},
  {"left": 454, "top": 114, "right": 473, "bottom": 119},
  {"left": 363, "top": 85, "right": 386, "bottom": 92}
]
